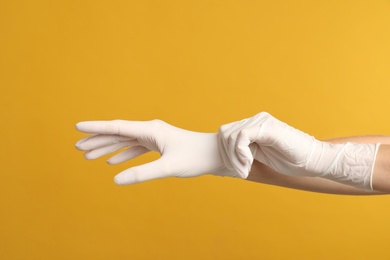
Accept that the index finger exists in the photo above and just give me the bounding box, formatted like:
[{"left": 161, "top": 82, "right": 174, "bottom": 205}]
[{"left": 75, "top": 120, "right": 147, "bottom": 137}]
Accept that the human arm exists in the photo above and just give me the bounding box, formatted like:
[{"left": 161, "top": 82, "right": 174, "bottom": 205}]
[
  {"left": 75, "top": 117, "right": 390, "bottom": 195},
  {"left": 218, "top": 112, "right": 390, "bottom": 193},
  {"left": 246, "top": 136, "right": 390, "bottom": 195}
]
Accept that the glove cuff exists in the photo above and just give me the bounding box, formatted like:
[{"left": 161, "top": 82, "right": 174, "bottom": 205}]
[{"left": 322, "top": 142, "right": 379, "bottom": 191}]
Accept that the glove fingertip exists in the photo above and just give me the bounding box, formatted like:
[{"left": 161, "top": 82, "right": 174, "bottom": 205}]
[
  {"left": 233, "top": 163, "right": 250, "bottom": 179},
  {"left": 107, "top": 159, "right": 114, "bottom": 165},
  {"left": 114, "top": 175, "right": 126, "bottom": 185},
  {"left": 75, "top": 122, "right": 87, "bottom": 131},
  {"left": 114, "top": 171, "right": 134, "bottom": 185}
]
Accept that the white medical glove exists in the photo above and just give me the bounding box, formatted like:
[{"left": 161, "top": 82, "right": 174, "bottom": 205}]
[
  {"left": 75, "top": 119, "right": 238, "bottom": 185},
  {"left": 218, "top": 112, "right": 380, "bottom": 190}
]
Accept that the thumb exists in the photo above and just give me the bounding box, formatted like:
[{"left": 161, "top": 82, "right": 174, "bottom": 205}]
[{"left": 114, "top": 157, "right": 170, "bottom": 185}]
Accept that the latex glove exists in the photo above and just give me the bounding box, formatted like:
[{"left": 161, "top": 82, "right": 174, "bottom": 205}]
[
  {"left": 75, "top": 119, "right": 238, "bottom": 185},
  {"left": 218, "top": 112, "right": 380, "bottom": 190}
]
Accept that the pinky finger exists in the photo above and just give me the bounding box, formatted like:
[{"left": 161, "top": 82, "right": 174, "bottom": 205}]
[{"left": 107, "top": 146, "right": 150, "bottom": 165}]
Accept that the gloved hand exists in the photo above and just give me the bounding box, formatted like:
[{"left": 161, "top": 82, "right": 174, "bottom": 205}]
[
  {"left": 218, "top": 112, "right": 380, "bottom": 190},
  {"left": 75, "top": 119, "right": 238, "bottom": 185}
]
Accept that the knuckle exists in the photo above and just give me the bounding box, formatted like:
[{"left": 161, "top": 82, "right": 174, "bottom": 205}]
[
  {"left": 112, "top": 119, "right": 124, "bottom": 125},
  {"left": 239, "top": 129, "right": 248, "bottom": 139},
  {"left": 228, "top": 135, "right": 235, "bottom": 144},
  {"left": 150, "top": 119, "right": 166, "bottom": 127},
  {"left": 129, "top": 167, "right": 142, "bottom": 183},
  {"left": 256, "top": 111, "right": 273, "bottom": 123},
  {"left": 258, "top": 111, "right": 270, "bottom": 118},
  {"left": 148, "top": 119, "right": 172, "bottom": 139},
  {"left": 218, "top": 126, "right": 230, "bottom": 141},
  {"left": 151, "top": 118, "right": 161, "bottom": 123},
  {"left": 223, "top": 132, "right": 230, "bottom": 141},
  {"left": 218, "top": 124, "right": 226, "bottom": 134},
  {"left": 110, "top": 119, "right": 125, "bottom": 135}
]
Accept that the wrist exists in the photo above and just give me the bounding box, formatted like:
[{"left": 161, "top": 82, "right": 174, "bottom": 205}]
[{"left": 206, "top": 133, "right": 242, "bottom": 178}]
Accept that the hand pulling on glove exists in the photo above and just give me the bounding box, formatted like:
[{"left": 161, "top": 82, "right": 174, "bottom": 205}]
[
  {"left": 75, "top": 119, "right": 238, "bottom": 185},
  {"left": 218, "top": 112, "right": 380, "bottom": 190}
]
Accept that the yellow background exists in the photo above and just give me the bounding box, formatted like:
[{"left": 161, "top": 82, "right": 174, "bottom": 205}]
[{"left": 1, "top": 0, "right": 390, "bottom": 259}]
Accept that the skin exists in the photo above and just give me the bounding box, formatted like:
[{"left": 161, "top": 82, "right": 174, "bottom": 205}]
[
  {"left": 371, "top": 144, "right": 390, "bottom": 192},
  {"left": 247, "top": 135, "right": 390, "bottom": 195}
]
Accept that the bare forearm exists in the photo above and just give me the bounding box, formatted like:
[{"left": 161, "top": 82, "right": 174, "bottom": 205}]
[
  {"left": 326, "top": 135, "right": 390, "bottom": 145},
  {"left": 246, "top": 135, "right": 390, "bottom": 195},
  {"left": 247, "top": 160, "right": 385, "bottom": 195},
  {"left": 372, "top": 144, "right": 390, "bottom": 192}
]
